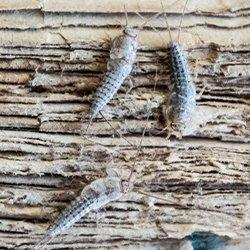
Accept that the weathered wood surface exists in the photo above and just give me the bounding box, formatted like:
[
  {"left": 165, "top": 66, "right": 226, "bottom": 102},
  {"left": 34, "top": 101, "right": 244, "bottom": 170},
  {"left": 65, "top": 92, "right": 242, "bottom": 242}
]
[{"left": 0, "top": 0, "right": 249, "bottom": 249}]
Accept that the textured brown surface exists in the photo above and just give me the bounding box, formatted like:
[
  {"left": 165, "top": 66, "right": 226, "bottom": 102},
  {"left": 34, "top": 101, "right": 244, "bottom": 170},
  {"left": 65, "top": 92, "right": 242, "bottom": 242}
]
[{"left": 0, "top": 0, "right": 249, "bottom": 249}]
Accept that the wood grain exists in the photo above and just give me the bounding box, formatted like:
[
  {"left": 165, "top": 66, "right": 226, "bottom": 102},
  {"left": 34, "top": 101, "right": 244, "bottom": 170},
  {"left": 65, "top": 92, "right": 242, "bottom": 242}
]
[{"left": 0, "top": 0, "right": 249, "bottom": 249}]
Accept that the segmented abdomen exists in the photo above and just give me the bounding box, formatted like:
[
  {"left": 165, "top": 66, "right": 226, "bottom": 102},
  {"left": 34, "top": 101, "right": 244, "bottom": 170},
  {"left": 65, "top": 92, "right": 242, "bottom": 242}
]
[
  {"left": 166, "top": 42, "right": 196, "bottom": 132},
  {"left": 36, "top": 177, "right": 123, "bottom": 249},
  {"left": 90, "top": 64, "right": 131, "bottom": 119},
  {"left": 90, "top": 32, "right": 138, "bottom": 120}
]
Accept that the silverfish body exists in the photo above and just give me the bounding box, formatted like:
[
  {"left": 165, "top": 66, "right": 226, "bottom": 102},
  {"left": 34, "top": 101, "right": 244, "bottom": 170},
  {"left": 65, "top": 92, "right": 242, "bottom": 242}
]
[
  {"left": 36, "top": 177, "right": 128, "bottom": 249},
  {"left": 164, "top": 42, "right": 196, "bottom": 135},
  {"left": 90, "top": 28, "right": 138, "bottom": 121},
  {"left": 159, "top": 0, "right": 197, "bottom": 137}
]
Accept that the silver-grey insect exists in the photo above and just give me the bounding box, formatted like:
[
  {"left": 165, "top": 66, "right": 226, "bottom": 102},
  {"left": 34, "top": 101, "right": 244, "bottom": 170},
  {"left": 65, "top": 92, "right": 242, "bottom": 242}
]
[
  {"left": 36, "top": 177, "right": 131, "bottom": 249},
  {"left": 85, "top": 11, "right": 163, "bottom": 135},
  {"left": 89, "top": 27, "right": 138, "bottom": 125},
  {"left": 35, "top": 170, "right": 187, "bottom": 249},
  {"left": 160, "top": 0, "right": 198, "bottom": 138},
  {"left": 164, "top": 42, "right": 196, "bottom": 137}
]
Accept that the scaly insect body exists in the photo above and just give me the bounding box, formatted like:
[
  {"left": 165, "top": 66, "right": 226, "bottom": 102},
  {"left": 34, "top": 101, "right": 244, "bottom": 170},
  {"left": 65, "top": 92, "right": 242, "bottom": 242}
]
[
  {"left": 90, "top": 28, "right": 138, "bottom": 122},
  {"left": 159, "top": 0, "right": 198, "bottom": 138},
  {"left": 36, "top": 177, "right": 129, "bottom": 249},
  {"left": 36, "top": 146, "right": 191, "bottom": 249},
  {"left": 165, "top": 42, "right": 196, "bottom": 134}
]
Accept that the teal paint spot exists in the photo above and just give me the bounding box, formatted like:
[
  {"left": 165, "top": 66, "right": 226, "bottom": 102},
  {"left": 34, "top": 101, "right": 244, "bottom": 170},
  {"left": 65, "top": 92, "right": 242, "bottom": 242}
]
[{"left": 187, "top": 231, "right": 228, "bottom": 250}]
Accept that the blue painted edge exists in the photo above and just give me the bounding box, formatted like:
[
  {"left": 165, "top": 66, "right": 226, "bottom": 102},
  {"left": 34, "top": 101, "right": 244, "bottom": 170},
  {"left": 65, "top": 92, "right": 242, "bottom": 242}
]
[{"left": 187, "top": 231, "right": 229, "bottom": 250}]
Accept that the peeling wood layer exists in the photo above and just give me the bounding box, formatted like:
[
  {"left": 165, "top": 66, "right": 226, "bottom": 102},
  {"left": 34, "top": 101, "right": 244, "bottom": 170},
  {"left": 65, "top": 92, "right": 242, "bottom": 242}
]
[{"left": 0, "top": 0, "right": 249, "bottom": 13}]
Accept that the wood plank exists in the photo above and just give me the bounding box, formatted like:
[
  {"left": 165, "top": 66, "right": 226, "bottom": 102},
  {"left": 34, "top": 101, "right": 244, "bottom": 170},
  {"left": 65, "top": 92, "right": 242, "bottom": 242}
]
[{"left": 0, "top": 0, "right": 249, "bottom": 249}]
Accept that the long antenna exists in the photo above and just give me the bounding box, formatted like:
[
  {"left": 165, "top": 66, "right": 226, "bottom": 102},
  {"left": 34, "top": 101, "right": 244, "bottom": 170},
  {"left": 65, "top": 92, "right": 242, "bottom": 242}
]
[
  {"left": 178, "top": 0, "right": 189, "bottom": 43},
  {"left": 137, "top": 11, "right": 163, "bottom": 30},
  {"left": 127, "top": 69, "right": 159, "bottom": 185},
  {"left": 99, "top": 111, "right": 135, "bottom": 147},
  {"left": 127, "top": 113, "right": 149, "bottom": 183},
  {"left": 135, "top": 12, "right": 168, "bottom": 49},
  {"left": 135, "top": 12, "right": 158, "bottom": 33},
  {"left": 136, "top": 190, "right": 190, "bottom": 209},
  {"left": 160, "top": 0, "right": 173, "bottom": 43},
  {"left": 82, "top": 108, "right": 135, "bottom": 148},
  {"left": 136, "top": 0, "right": 182, "bottom": 44},
  {"left": 124, "top": 4, "right": 128, "bottom": 27},
  {"left": 137, "top": 0, "right": 181, "bottom": 31}
]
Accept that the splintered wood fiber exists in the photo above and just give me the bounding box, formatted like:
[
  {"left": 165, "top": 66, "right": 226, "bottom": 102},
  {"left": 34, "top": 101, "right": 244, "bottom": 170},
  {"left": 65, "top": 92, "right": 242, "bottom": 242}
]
[{"left": 0, "top": 0, "right": 249, "bottom": 249}]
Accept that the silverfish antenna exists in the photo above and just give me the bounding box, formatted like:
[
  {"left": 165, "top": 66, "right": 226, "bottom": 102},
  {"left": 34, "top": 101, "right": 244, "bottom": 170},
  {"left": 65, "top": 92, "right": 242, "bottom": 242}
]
[
  {"left": 178, "top": 0, "right": 189, "bottom": 43},
  {"left": 160, "top": 0, "right": 173, "bottom": 43}
]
